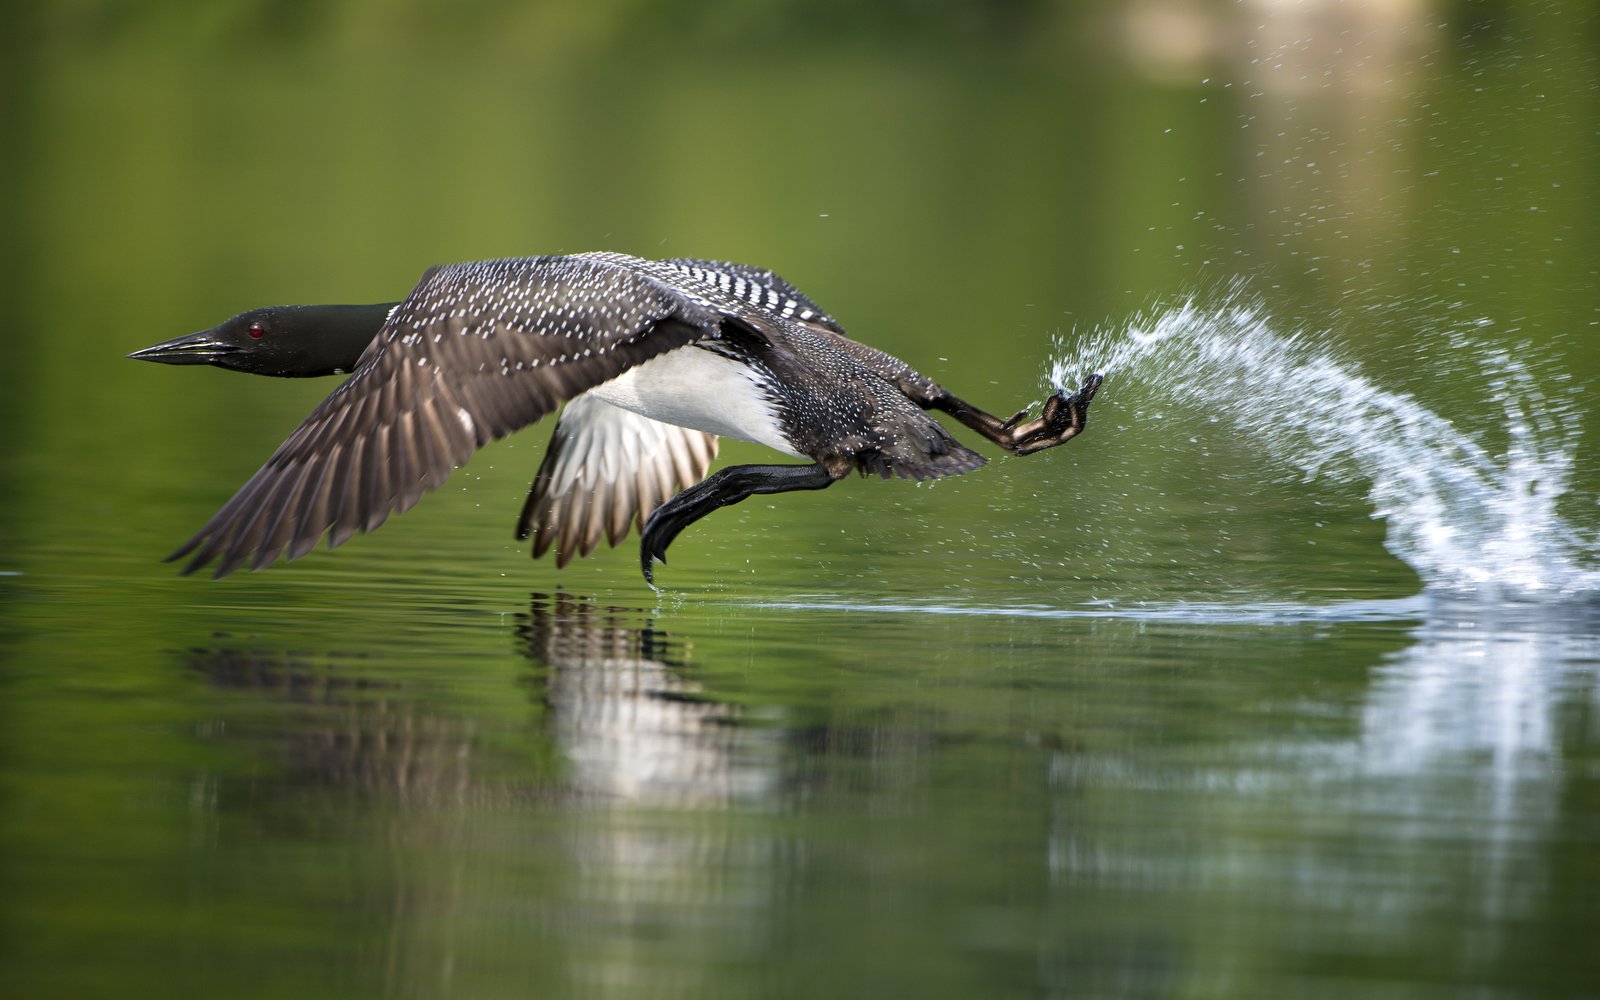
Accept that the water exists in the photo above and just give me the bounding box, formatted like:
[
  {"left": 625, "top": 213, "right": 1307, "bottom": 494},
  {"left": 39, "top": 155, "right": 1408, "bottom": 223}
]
[
  {"left": 1051, "top": 288, "right": 1598, "bottom": 602},
  {"left": 7, "top": 6, "right": 1600, "bottom": 998}
]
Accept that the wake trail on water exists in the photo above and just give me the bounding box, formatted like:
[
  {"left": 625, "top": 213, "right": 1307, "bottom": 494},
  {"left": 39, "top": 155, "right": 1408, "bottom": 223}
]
[{"left": 1048, "top": 286, "right": 1597, "bottom": 601}]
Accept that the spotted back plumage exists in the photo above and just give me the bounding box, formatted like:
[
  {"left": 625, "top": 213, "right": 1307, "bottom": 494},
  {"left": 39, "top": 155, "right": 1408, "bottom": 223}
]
[
  {"left": 597, "top": 253, "right": 981, "bottom": 480},
  {"left": 660, "top": 256, "right": 948, "bottom": 427}
]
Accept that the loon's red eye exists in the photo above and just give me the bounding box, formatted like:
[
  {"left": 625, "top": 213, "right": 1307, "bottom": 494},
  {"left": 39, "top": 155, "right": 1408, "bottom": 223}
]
[{"left": 247, "top": 322, "right": 265, "bottom": 339}]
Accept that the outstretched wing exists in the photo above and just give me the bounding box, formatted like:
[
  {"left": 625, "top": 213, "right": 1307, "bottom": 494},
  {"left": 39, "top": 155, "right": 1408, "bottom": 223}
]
[
  {"left": 516, "top": 393, "right": 719, "bottom": 567},
  {"left": 172, "top": 256, "right": 724, "bottom": 578}
]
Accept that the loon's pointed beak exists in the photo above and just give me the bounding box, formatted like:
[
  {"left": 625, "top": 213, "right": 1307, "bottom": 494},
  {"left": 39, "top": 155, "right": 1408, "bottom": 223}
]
[{"left": 127, "top": 329, "right": 240, "bottom": 366}]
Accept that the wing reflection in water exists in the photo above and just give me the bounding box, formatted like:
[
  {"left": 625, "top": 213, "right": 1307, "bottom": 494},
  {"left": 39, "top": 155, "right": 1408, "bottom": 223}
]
[
  {"left": 516, "top": 593, "right": 783, "bottom": 997},
  {"left": 516, "top": 591, "right": 776, "bottom": 807},
  {"left": 183, "top": 643, "right": 526, "bottom": 809}
]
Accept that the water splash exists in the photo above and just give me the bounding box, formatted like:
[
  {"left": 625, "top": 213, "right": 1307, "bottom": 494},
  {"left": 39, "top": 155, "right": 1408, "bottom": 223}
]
[{"left": 1050, "top": 288, "right": 1597, "bottom": 600}]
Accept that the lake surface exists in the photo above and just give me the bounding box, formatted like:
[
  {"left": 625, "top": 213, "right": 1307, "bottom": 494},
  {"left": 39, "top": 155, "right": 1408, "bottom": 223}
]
[{"left": 4, "top": 4, "right": 1598, "bottom": 998}]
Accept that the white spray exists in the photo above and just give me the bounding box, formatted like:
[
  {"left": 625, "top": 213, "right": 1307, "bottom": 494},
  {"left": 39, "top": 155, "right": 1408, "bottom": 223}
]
[{"left": 1049, "top": 289, "right": 1596, "bottom": 600}]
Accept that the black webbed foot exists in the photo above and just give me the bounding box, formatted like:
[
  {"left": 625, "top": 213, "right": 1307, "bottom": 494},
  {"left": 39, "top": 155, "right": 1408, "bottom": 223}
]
[
  {"left": 926, "top": 374, "right": 1104, "bottom": 456},
  {"left": 1009, "top": 373, "right": 1103, "bottom": 456},
  {"left": 640, "top": 462, "right": 841, "bottom": 584}
]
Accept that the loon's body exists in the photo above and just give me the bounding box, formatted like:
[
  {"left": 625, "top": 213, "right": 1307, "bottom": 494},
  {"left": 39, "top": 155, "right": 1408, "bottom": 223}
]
[{"left": 130, "top": 252, "right": 1101, "bottom": 582}]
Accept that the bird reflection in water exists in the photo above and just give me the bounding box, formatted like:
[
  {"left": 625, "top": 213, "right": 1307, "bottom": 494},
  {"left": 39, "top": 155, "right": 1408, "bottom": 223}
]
[
  {"left": 181, "top": 593, "right": 769, "bottom": 810},
  {"left": 517, "top": 591, "right": 774, "bottom": 808},
  {"left": 180, "top": 598, "right": 778, "bottom": 995}
]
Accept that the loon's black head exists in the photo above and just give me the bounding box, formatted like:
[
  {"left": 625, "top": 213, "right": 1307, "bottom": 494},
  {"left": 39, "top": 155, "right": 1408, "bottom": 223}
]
[{"left": 129, "top": 303, "right": 397, "bottom": 378}]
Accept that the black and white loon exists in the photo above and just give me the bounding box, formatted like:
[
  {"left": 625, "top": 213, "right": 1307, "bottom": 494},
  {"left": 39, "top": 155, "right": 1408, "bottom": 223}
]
[{"left": 129, "top": 252, "right": 1102, "bottom": 583}]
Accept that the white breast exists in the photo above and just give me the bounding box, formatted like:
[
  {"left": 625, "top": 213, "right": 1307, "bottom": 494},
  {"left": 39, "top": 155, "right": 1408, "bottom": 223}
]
[{"left": 587, "top": 347, "right": 803, "bottom": 458}]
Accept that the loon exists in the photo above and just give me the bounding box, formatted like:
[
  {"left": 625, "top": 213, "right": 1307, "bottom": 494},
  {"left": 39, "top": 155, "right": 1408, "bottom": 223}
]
[{"left": 130, "top": 253, "right": 1102, "bottom": 583}]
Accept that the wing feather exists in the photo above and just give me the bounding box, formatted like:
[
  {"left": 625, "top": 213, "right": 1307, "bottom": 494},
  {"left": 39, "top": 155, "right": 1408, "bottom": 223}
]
[
  {"left": 286, "top": 448, "right": 336, "bottom": 561},
  {"left": 249, "top": 458, "right": 316, "bottom": 572},
  {"left": 173, "top": 256, "right": 720, "bottom": 576},
  {"left": 515, "top": 393, "right": 719, "bottom": 568}
]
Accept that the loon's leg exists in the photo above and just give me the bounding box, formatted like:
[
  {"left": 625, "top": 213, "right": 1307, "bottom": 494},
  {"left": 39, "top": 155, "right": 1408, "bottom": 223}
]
[
  {"left": 640, "top": 462, "right": 844, "bottom": 583},
  {"left": 926, "top": 374, "right": 1103, "bottom": 456}
]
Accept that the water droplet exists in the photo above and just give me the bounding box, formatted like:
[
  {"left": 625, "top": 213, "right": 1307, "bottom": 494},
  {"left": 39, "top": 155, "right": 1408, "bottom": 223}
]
[{"left": 1042, "top": 289, "right": 1596, "bottom": 600}]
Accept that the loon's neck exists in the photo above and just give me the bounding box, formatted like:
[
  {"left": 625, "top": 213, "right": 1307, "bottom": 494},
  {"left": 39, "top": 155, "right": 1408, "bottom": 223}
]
[{"left": 281, "top": 302, "right": 400, "bottom": 374}]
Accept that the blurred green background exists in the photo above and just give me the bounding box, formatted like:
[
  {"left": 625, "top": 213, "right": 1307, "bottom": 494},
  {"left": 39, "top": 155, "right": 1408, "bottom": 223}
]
[
  {"left": 5, "top": 0, "right": 1597, "bottom": 583},
  {"left": 3, "top": 2, "right": 1598, "bottom": 998}
]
